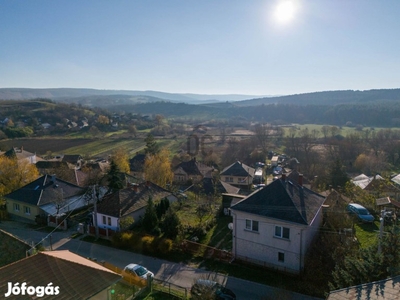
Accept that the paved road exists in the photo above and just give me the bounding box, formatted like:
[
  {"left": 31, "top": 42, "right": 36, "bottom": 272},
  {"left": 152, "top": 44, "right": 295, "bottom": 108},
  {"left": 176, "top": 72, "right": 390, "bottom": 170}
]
[{"left": 0, "top": 221, "right": 323, "bottom": 300}]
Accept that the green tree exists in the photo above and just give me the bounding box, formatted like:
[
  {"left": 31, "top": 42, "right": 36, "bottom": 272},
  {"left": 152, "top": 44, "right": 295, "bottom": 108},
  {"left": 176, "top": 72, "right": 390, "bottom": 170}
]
[
  {"left": 329, "top": 245, "right": 386, "bottom": 290},
  {"left": 144, "top": 133, "right": 159, "bottom": 155},
  {"left": 162, "top": 208, "right": 181, "bottom": 239},
  {"left": 156, "top": 198, "right": 170, "bottom": 220},
  {"left": 328, "top": 158, "right": 349, "bottom": 189},
  {"left": 119, "top": 216, "right": 134, "bottom": 230},
  {"left": 106, "top": 160, "right": 123, "bottom": 193},
  {"left": 142, "top": 197, "right": 158, "bottom": 232}
]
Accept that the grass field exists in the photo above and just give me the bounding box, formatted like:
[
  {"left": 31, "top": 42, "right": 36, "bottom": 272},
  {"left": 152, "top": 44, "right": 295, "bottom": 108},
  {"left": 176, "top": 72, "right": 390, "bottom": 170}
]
[
  {"left": 62, "top": 138, "right": 146, "bottom": 157},
  {"left": 354, "top": 221, "right": 380, "bottom": 248},
  {"left": 285, "top": 124, "right": 390, "bottom": 138}
]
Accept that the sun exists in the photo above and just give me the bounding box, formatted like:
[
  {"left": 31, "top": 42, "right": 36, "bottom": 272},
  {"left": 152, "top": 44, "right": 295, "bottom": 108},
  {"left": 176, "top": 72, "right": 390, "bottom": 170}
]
[{"left": 274, "top": 0, "right": 297, "bottom": 23}]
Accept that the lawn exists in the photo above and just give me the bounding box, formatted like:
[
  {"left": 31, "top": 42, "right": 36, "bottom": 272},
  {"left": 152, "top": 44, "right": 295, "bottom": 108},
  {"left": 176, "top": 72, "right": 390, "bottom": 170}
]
[{"left": 354, "top": 221, "right": 380, "bottom": 248}]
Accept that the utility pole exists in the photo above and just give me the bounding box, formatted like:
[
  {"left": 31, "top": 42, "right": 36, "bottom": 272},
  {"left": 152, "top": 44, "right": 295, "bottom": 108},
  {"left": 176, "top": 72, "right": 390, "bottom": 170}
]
[
  {"left": 378, "top": 209, "right": 385, "bottom": 254},
  {"left": 93, "top": 185, "right": 99, "bottom": 239}
]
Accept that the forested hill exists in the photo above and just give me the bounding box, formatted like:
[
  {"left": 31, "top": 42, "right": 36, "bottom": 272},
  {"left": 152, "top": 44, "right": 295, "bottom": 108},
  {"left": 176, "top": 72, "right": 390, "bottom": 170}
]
[
  {"left": 233, "top": 89, "right": 400, "bottom": 106},
  {"left": 127, "top": 100, "right": 400, "bottom": 128}
]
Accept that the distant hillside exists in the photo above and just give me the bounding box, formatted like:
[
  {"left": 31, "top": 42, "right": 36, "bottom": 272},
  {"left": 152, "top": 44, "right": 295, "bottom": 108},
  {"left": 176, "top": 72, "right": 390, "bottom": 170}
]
[
  {"left": 233, "top": 89, "right": 400, "bottom": 106},
  {"left": 0, "top": 88, "right": 262, "bottom": 104}
]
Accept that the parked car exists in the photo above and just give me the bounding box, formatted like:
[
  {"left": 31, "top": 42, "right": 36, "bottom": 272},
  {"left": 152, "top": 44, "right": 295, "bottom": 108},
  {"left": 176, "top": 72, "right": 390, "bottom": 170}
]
[
  {"left": 347, "top": 203, "right": 374, "bottom": 223},
  {"left": 123, "top": 264, "right": 154, "bottom": 279},
  {"left": 191, "top": 279, "right": 236, "bottom": 300}
]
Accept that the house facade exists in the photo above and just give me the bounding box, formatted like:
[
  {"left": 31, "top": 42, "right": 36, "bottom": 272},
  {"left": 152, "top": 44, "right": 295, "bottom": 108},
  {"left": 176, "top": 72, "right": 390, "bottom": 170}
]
[
  {"left": 230, "top": 175, "right": 325, "bottom": 274},
  {"left": 95, "top": 181, "right": 177, "bottom": 232},
  {"left": 220, "top": 161, "right": 255, "bottom": 189},
  {"left": 4, "top": 175, "right": 86, "bottom": 224},
  {"left": 173, "top": 158, "right": 213, "bottom": 183}
]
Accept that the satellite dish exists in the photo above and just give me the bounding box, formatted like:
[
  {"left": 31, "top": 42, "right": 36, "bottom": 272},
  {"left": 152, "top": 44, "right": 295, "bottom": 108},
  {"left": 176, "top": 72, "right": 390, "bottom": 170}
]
[{"left": 228, "top": 223, "right": 233, "bottom": 230}]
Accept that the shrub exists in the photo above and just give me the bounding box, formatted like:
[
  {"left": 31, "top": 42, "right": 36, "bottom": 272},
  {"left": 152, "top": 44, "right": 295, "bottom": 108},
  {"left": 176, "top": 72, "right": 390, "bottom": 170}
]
[
  {"left": 141, "top": 235, "right": 155, "bottom": 254},
  {"left": 157, "top": 238, "right": 173, "bottom": 254}
]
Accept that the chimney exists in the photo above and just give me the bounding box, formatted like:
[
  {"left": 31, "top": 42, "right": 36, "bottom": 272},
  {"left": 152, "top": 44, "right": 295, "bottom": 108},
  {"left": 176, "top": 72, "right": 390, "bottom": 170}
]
[
  {"left": 133, "top": 184, "right": 138, "bottom": 193},
  {"left": 146, "top": 180, "right": 151, "bottom": 187},
  {"left": 298, "top": 174, "right": 303, "bottom": 186},
  {"left": 281, "top": 173, "right": 286, "bottom": 182}
]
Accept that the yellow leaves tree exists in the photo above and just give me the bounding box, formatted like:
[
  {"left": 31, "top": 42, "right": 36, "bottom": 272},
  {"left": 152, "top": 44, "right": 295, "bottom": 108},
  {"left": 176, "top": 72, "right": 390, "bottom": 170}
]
[
  {"left": 144, "top": 148, "right": 173, "bottom": 188},
  {"left": 97, "top": 115, "right": 110, "bottom": 124},
  {"left": 111, "top": 147, "right": 130, "bottom": 174},
  {"left": 0, "top": 156, "right": 39, "bottom": 197}
]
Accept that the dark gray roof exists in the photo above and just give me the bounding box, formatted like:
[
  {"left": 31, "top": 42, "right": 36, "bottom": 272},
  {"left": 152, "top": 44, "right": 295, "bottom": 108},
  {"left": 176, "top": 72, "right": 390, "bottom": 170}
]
[
  {"left": 174, "top": 158, "right": 213, "bottom": 178},
  {"left": 221, "top": 161, "right": 255, "bottom": 177},
  {"left": 4, "top": 175, "right": 85, "bottom": 206},
  {"left": 231, "top": 178, "right": 325, "bottom": 225},
  {"left": 97, "top": 181, "right": 174, "bottom": 218}
]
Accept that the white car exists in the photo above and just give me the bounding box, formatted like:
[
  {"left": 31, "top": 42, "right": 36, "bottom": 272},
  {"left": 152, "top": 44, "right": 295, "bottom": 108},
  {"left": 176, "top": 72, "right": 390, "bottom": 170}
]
[{"left": 123, "top": 263, "right": 154, "bottom": 280}]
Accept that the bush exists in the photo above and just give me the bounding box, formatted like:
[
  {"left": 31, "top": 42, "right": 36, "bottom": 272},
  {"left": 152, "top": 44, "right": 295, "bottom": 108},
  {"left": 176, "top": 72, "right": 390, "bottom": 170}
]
[
  {"left": 141, "top": 235, "right": 155, "bottom": 254},
  {"left": 112, "top": 232, "right": 132, "bottom": 249},
  {"left": 157, "top": 238, "right": 173, "bottom": 254}
]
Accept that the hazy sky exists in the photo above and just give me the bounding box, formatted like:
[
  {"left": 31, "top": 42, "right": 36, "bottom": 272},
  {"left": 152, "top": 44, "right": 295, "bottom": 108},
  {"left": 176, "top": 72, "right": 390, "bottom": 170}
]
[{"left": 1, "top": 0, "right": 399, "bottom": 96}]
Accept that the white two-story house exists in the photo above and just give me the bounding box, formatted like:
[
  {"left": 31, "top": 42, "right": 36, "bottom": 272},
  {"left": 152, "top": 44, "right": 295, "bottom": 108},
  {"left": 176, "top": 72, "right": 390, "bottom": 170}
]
[{"left": 230, "top": 174, "right": 325, "bottom": 274}]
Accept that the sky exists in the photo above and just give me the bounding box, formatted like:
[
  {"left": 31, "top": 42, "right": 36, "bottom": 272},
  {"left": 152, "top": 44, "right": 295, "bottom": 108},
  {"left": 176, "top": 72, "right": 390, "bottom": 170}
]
[{"left": 1, "top": 0, "right": 400, "bottom": 96}]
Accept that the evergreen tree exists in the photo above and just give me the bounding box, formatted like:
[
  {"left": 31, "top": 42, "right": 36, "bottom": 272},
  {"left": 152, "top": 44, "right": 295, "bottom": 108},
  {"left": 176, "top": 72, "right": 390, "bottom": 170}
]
[
  {"left": 162, "top": 208, "right": 181, "bottom": 239},
  {"left": 144, "top": 133, "right": 159, "bottom": 155},
  {"left": 156, "top": 198, "right": 170, "bottom": 219},
  {"left": 142, "top": 197, "right": 158, "bottom": 232},
  {"left": 328, "top": 158, "right": 349, "bottom": 189},
  {"left": 106, "top": 160, "right": 123, "bottom": 193}
]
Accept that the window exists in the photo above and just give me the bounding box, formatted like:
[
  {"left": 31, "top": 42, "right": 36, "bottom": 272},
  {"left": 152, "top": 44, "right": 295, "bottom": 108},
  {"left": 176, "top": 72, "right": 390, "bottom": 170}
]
[
  {"left": 278, "top": 252, "right": 285, "bottom": 262},
  {"left": 102, "top": 216, "right": 106, "bottom": 225},
  {"left": 225, "top": 177, "right": 233, "bottom": 182},
  {"left": 245, "top": 219, "right": 259, "bottom": 232},
  {"left": 14, "top": 203, "right": 20, "bottom": 212},
  {"left": 24, "top": 206, "right": 31, "bottom": 215},
  {"left": 107, "top": 217, "right": 111, "bottom": 226},
  {"left": 275, "top": 226, "right": 290, "bottom": 239}
]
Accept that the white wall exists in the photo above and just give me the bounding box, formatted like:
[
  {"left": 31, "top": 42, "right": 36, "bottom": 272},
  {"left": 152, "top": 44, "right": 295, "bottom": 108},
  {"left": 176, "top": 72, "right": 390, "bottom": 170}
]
[{"left": 232, "top": 210, "right": 308, "bottom": 273}]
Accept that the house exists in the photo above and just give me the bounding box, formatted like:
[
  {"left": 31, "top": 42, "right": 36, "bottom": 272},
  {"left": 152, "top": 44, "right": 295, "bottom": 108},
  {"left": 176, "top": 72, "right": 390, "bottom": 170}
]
[
  {"left": 35, "top": 161, "right": 88, "bottom": 187},
  {"left": 286, "top": 170, "right": 312, "bottom": 190},
  {"left": 61, "top": 154, "right": 83, "bottom": 169},
  {"left": 0, "top": 250, "right": 121, "bottom": 300},
  {"left": 326, "top": 275, "right": 400, "bottom": 300},
  {"left": 173, "top": 157, "right": 213, "bottom": 184},
  {"left": 0, "top": 229, "right": 32, "bottom": 267},
  {"left": 0, "top": 147, "right": 38, "bottom": 164},
  {"left": 230, "top": 174, "right": 326, "bottom": 274},
  {"left": 4, "top": 175, "right": 86, "bottom": 224},
  {"left": 352, "top": 174, "right": 400, "bottom": 200},
  {"left": 95, "top": 181, "right": 178, "bottom": 232},
  {"left": 220, "top": 161, "right": 255, "bottom": 189},
  {"left": 129, "top": 153, "right": 146, "bottom": 179}
]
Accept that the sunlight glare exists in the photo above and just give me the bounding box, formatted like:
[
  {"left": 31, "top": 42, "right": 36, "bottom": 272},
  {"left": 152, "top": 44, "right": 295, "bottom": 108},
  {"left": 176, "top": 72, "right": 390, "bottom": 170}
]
[{"left": 274, "top": 0, "right": 296, "bottom": 23}]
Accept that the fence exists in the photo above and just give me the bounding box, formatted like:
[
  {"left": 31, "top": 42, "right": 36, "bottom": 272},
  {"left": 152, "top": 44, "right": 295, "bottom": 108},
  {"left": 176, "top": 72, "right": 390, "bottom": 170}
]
[
  {"left": 100, "top": 261, "right": 187, "bottom": 299},
  {"left": 87, "top": 225, "right": 117, "bottom": 239},
  {"left": 47, "top": 215, "right": 68, "bottom": 230},
  {"left": 180, "top": 240, "right": 233, "bottom": 263},
  {"left": 152, "top": 278, "right": 188, "bottom": 299}
]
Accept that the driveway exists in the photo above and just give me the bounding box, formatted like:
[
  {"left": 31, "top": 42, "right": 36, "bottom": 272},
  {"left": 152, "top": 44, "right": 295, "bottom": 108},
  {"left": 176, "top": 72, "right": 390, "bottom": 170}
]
[{"left": 0, "top": 221, "right": 323, "bottom": 300}]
